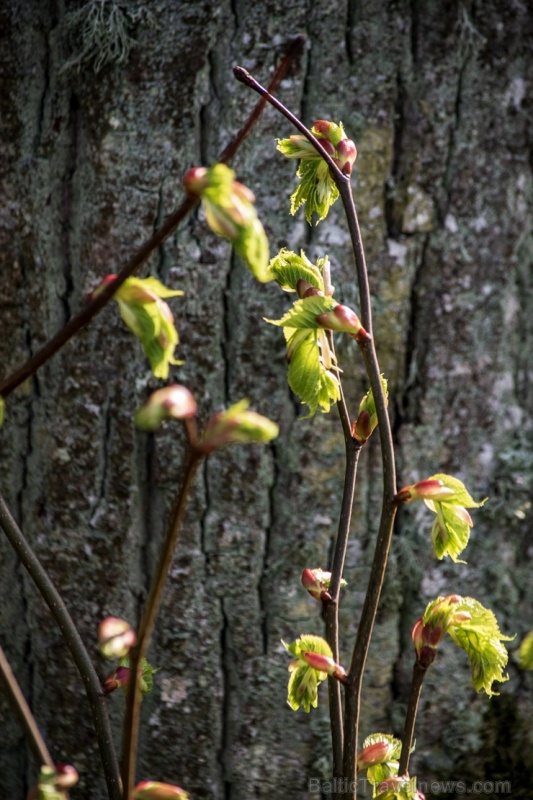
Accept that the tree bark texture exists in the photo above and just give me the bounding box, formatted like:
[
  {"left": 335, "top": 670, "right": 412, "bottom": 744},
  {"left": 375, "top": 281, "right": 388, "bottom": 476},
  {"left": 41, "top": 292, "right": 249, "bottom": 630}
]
[{"left": 0, "top": 1, "right": 532, "bottom": 798}]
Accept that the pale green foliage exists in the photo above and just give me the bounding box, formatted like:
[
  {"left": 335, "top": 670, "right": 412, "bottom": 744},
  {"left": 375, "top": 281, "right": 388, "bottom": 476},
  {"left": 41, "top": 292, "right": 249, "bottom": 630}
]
[
  {"left": 266, "top": 294, "right": 341, "bottom": 417},
  {"left": 201, "top": 399, "right": 279, "bottom": 452},
  {"left": 112, "top": 277, "right": 184, "bottom": 380},
  {"left": 358, "top": 732, "right": 402, "bottom": 789},
  {"left": 276, "top": 122, "right": 349, "bottom": 223},
  {"left": 195, "top": 164, "right": 272, "bottom": 283},
  {"left": 269, "top": 248, "right": 326, "bottom": 292},
  {"left": 283, "top": 634, "right": 333, "bottom": 712},
  {"left": 423, "top": 474, "right": 486, "bottom": 562},
  {"left": 119, "top": 656, "right": 158, "bottom": 696},
  {"left": 425, "top": 596, "right": 513, "bottom": 696},
  {"left": 518, "top": 631, "right": 533, "bottom": 669}
]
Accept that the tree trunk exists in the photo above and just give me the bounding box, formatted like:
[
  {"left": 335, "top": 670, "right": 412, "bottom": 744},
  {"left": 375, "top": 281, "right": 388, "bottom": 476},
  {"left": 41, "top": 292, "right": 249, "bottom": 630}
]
[{"left": 0, "top": 1, "right": 532, "bottom": 798}]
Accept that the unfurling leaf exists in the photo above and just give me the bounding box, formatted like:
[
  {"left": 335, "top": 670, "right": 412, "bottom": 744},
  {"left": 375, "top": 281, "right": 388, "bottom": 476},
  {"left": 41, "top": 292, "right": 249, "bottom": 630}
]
[
  {"left": 135, "top": 385, "right": 198, "bottom": 431},
  {"left": 183, "top": 164, "right": 271, "bottom": 283},
  {"left": 269, "top": 248, "right": 326, "bottom": 293},
  {"left": 93, "top": 275, "right": 183, "bottom": 380},
  {"left": 276, "top": 120, "right": 357, "bottom": 224},
  {"left": 283, "top": 634, "right": 334, "bottom": 712},
  {"left": 357, "top": 733, "right": 402, "bottom": 788},
  {"left": 351, "top": 376, "right": 388, "bottom": 444},
  {"left": 199, "top": 399, "right": 278, "bottom": 454},
  {"left": 416, "top": 595, "right": 513, "bottom": 695},
  {"left": 399, "top": 473, "right": 486, "bottom": 562}
]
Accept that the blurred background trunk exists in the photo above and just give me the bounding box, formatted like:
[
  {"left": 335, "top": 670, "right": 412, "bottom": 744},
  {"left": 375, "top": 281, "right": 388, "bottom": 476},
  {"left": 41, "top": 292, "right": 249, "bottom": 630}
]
[{"left": 0, "top": 1, "right": 532, "bottom": 798}]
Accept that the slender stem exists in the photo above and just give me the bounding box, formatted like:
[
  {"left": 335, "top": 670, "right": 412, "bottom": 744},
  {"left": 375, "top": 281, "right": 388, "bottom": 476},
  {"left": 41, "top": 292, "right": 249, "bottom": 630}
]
[
  {"left": 0, "top": 41, "right": 304, "bottom": 402},
  {"left": 398, "top": 661, "right": 427, "bottom": 776},
  {"left": 325, "top": 433, "right": 362, "bottom": 782},
  {"left": 121, "top": 448, "right": 203, "bottom": 798},
  {"left": 232, "top": 70, "right": 399, "bottom": 798},
  {"left": 0, "top": 492, "right": 122, "bottom": 800},
  {"left": 0, "top": 644, "right": 55, "bottom": 769}
]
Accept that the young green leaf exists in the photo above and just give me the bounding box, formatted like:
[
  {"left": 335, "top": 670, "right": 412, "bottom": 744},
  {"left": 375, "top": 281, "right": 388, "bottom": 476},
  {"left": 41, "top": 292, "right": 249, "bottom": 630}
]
[
  {"left": 93, "top": 275, "right": 184, "bottom": 380},
  {"left": 184, "top": 164, "right": 272, "bottom": 283},
  {"left": 269, "top": 248, "right": 325, "bottom": 293},
  {"left": 283, "top": 634, "right": 333, "bottom": 713},
  {"left": 286, "top": 330, "right": 340, "bottom": 417},
  {"left": 266, "top": 294, "right": 337, "bottom": 330},
  {"left": 358, "top": 733, "right": 402, "bottom": 788},
  {"left": 419, "top": 595, "right": 513, "bottom": 696},
  {"left": 518, "top": 631, "right": 533, "bottom": 669},
  {"left": 276, "top": 120, "right": 357, "bottom": 224},
  {"left": 420, "top": 474, "right": 487, "bottom": 562}
]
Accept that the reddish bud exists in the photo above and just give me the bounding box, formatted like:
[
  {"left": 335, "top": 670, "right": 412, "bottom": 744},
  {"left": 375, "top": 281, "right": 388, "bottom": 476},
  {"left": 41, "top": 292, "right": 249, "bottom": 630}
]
[
  {"left": 357, "top": 740, "right": 395, "bottom": 770},
  {"left": 351, "top": 409, "right": 372, "bottom": 443},
  {"left": 316, "top": 303, "right": 369, "bottom": 341},
  {"left": 336, "top": 138, "right": 357, "bottom": 167},
  {"left": 183, "top": 166, "right": 208, "bottom": 195},
  {"left": 102, "top": 665, "right": 131, "bottom": 694},
  {"left": 312, "top": 120, "right": 333, "bottom": 138},
  {"left": 301, "top": 568, "right": 332, "bottom": 602},
  {"left": 135, "top": 385, "right": 198, "bottom": 431},
  {"left": 396, "top": 479, "right": 456, "bottom": 504},
  {"left": 301, "top": 651, "right": 347, "bottom": 681},
  {"left": 134, "top": 781, "right": 189, "bottom": 799},
  {"left": 98, "top": 617, "right": 137, "bottom": 659},
  {"left": 54, "top": 764, "right": 79, "bottom": 789}
]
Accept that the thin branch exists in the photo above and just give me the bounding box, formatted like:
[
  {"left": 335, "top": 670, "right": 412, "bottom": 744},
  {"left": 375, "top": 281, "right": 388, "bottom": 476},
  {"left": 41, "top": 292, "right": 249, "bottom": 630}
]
[
  {"left": 0, "top": 644, "right": 55, "bottom": 769},
  {"left": 232, "top": 71, "right": 398, "bottom": 799},
  {"left": 121, "top": 447, "right": 203, "bottom": 798},
  {"left": 0, "top": 39, "right": 305, "bottom": 401},
  {"left": 398, "top": 661, "right": 427, "bottom": 776},
  {"left": 338, "top": 181, "right": 397, "bottom": 795},
  {"left": 325, "top": 433, "right": 362, "bottom": 782},
  {"left": 0, "top": 492, "right": 122, "bottom": 800}
]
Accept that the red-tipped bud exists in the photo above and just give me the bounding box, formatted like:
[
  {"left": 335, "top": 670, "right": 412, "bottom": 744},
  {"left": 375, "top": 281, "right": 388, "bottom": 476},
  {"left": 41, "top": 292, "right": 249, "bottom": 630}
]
[
  {"left": 133, "top": 781, "right": 189, "bottom": 799},
  {"left": 301, "top": 651, "right": 347, "bottom": 681},
  {"left": 102, "top": 665, "right": 131, "bottom": 694},
  {"left": 316, "top": 303, "right": 369, "bottom": 341},
  {"left": 54, "top": 764, "right": 79, "bottom": 789},
  {"left": 199, "top": 399, "right": 278, "bottom": 454},
  {"left": 317, "top": 137, "right": 336, "bottom": 157},
  {"left": 301, "top": 568, "right": 332, "bottom": 602},
  {"left": 396, "top": 479, "right": 456, "bottom": 504},
  {"left": 357, "top": 740, "right": 395, "bottom": 770},
  {"left": 312, "top": 120, "right": 333, "bottom": 138},
  {"left": 296, "top": 279, "right": 313, "bottom": 298},
  {"left": 412, "top": 617, "right": 442, "bottom": 667},
  {"left": 351, "top": 409, "right": 372, "bottom": 443},
  {"left": 183, "top": 166, "right": 208, "bottom": 196},
  {"left": 303, "top": 286, "right": 324, "bottom": 298},
  {"left": 135, "top": 385, "right": 198, "bottom": 431},
  {"left": 336, "top": 138, "right": 357, "bottom": 168},
  {"left": 98, "top": 617, "right": 137, "bottom": 659}
]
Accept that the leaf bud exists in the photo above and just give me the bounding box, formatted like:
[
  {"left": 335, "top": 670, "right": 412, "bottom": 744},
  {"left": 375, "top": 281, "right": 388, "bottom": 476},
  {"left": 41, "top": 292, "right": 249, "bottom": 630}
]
[
  {"left": 301, "top": 568, "right": 332, "bottom": 602},
  {"left": 54, "top": 764, "right": 79, "bottom": 789},
  {"left": 135, "top": 386, "right": 198, "bottom": 431},
  {"left": 102, "top": 665, "right": 131, "bottom": 694},
  {"left": 395, "top": 479, "right": 456, "bottom": 504},
  {"left": 357, "top": 740, "right": 395, "bottom": 770},
  {"left": 98, "top": 617, "right": 137, "bottom": 659},
  {"left": 301, "top": 651, "right": 347, "bottom": 681},
  {"left": 199, "top": 399, "right": 278, "bottom": 454},
  {"left": 183, "top": 166, "right": 208, "bottom": 195},
  {"left": 315, "top": 303, "right": 369, "bottom": 341},
  {"left": 133, "top": 781, "right": 189, "bottom": 799}
]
